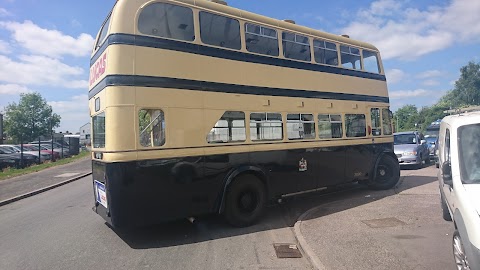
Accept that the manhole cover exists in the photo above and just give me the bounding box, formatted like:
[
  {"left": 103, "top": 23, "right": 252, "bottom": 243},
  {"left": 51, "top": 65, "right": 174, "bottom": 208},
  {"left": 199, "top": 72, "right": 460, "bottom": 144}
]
[
  {"left": 273, "top": 243, "right": 302, "bottom": 258},
  {"left": 362, "top": 217, "right": 406, "bottom": 228}
]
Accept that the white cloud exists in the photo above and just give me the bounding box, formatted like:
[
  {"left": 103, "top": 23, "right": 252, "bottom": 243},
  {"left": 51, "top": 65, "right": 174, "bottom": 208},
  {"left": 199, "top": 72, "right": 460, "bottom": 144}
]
[
  {"left": 385, "top": 69, "right": 406, "bottom": 84},
  {"left": 341, "top": 0, "right": 480, "bottom": 60},
  {"left": 0, "top": 40, "right": 10, "bottom": 54},
  {"left": 416, "top": 70, "right": 443, "bottom": 79},
  {"left": 0, "top": 8, "right": 12, "bottom": 17},
  {"left": 49, "top": 95, "right": 89, "bottom": 133},
  {"left": 390, "top": 89, "right": 431, "bottom": 99},
  {"left": 0, "top": 55, "right": 87, "bottom": 89},
  {"left": 0, "top": 84, "right": 32, "bottom": 95},
  {"left": 0, "top": 20, "right": 94, "bottom": 59},
  {"left": 421, "top": 79, "right": 440, "bottom": 86}
]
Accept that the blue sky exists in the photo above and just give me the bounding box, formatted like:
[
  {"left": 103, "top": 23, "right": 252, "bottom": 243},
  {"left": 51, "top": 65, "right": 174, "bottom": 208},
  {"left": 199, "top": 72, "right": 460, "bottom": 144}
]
[{"left": 0, "top": 0, "right": 479, "bottom": 132}]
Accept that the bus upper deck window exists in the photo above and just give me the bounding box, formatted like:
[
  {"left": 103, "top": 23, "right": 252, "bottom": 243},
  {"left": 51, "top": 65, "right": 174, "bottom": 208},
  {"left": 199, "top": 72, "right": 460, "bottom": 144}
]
[
  {"left": 340, "top": 45, "right": 361, "bottom": 70},
  {"left": 313, "top": 39, "right": 338, "bottom": 66},
  {"left": 96, "top": 16, "right": 111, "bottom": 49},
  {"left": 282, "top": 32, "right": 311, "bottom": 62},
  {"left": 245, "top": 23, "right": 279, "bottom": 57},
  {"left": 200, "top": 12, "right": 241, "bottom": 50},
  {"left": 363, "top": 50, "right": 380, "bottom": 73},
  {"left": 138, "top": 3, "right": 195, "bottom": 41}
]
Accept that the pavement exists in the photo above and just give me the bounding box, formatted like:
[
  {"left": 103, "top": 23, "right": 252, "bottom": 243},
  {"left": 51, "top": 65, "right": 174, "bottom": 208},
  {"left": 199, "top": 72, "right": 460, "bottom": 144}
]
[
  {"left": 0, "top": 157, "right": 91, "bottom": 203},
  {"left": 294, "top": 165, "right": 456, "bottom": 270}
]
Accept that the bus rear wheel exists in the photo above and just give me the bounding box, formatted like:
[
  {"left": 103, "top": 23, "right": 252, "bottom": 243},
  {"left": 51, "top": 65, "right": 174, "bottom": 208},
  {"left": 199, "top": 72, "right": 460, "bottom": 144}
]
[
  {"left": 368, "top": 155, "right": 400, "bottom": 190},
  {"left": 224, "top": 174, "right": 266, "bottom": 227}
]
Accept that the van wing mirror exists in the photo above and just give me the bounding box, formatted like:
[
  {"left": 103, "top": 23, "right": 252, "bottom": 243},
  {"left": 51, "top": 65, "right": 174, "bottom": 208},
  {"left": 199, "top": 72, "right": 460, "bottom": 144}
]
[{"left": 442, "top": 161, "right": 453, "bottom": 186}]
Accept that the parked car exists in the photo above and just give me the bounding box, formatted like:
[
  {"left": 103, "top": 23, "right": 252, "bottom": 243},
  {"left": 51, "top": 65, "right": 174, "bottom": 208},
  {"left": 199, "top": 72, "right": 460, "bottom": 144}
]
[
  {"left": 25, "top": 144, "right": 60, "bottom": 159},
  {"left": 0, "top": 144, "right": 52, "bottom": 162},
  {"left": 394, "top": 131, "right": 429, "bottom": 168},
  {"left": 41, "top": 144, "right": 71, "bottom": 158},
  {"left": 424, "top": 135, "right": 438, "bottom": 163},
  {"left": 0, "top": 146, "right": 37, "bottom": 168},
  {"left": 438, "top": 111, "right": 480, "bottom": 269}
]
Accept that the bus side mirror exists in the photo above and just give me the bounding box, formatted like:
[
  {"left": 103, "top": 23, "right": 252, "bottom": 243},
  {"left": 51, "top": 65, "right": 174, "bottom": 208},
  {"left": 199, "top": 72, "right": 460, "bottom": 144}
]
[{"left": 442, "top": 162, "right": 453, "bottom": 186}]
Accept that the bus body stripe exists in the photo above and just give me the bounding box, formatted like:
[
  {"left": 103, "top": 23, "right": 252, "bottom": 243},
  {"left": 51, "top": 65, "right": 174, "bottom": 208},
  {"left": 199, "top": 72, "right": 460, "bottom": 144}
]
[
  {"left": 88, "top": 74, "right": 389, "bottom": 103},
  {"left": 90, "top": 33, "right": 386, "bottom": 82}
]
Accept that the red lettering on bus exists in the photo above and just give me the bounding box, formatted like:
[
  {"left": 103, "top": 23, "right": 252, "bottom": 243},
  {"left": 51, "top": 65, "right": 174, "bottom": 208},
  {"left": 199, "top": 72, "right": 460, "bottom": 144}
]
[{"left": 89, "top": 53, "right": 107, "bottom": 87}]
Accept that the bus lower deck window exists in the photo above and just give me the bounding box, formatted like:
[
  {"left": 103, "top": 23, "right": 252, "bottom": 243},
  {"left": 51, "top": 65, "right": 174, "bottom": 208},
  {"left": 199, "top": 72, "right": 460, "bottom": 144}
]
[
  {"left": 139, "top": 109, "right": 165, "bottom": 147},
  {"left": 250, "top": 112, "right": 283, "bottom": 141},
  {"left": 346, "top": 114, "right": 366, "bottom": 137},
  {"left": 207, "top": 111, "right": 246, "bottom": 143},
  {"left": 287, "top": 114, "right": 316, "bottom": 140},
  {"left": 318, "top": 114, "right": 343, "bottom": 139}
]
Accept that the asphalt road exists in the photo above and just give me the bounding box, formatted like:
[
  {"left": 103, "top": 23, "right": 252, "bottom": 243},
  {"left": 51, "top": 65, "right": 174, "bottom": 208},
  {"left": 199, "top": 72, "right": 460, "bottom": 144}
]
[
  {"left": 0, "top": 174, "right": 312, "bottom": 270},
  {"left": 0, "top": 164, "right": 454, "bottom": 270}
]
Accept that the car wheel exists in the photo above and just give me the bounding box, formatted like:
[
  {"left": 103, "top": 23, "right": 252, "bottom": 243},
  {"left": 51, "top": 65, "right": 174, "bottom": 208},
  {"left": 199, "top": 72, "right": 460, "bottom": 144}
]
[
  {"left": 224, "top": 174, "right": 266, "bottom": 227},
  {"left": 453, "top": 230, "right": 470, "bottom": 270},
  {"left": 416, "top": 156, "right": 423, "bottom": 169},
  {"left": 368, "top": 155, "right": 400, "bottom": 190},
  {"left": 441, "top": 194, "right": 452, "bottom": 221}
]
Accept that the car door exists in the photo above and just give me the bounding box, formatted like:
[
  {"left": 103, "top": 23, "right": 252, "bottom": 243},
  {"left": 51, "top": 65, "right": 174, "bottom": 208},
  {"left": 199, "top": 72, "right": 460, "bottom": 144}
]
[{"left": 441, "top": 128, "right": 455, "bottom": 210}]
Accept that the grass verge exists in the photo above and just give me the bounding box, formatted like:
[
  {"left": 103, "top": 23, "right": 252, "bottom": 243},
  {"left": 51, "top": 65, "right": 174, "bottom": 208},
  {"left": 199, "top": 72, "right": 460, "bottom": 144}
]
[{"left": 0, "top": 150, "right": 90, "bottom": 181}]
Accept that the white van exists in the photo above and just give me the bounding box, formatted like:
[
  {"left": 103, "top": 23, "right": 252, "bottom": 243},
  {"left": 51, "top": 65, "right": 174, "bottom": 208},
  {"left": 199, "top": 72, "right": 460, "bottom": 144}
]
[{"left": 438, "top": 111, "right": 480, "bottom": 270}]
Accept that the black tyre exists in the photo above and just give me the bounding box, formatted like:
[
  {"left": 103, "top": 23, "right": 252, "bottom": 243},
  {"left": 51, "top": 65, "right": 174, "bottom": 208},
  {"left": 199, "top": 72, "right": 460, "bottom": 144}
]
[
  {"left": 368, "top": 155, "right": 400, "bottom": 190},
  {"left": 453, "top": 230, "right": 470, "bottom": 270},
  {"left": 441, "top": 194, "right": 452, "bottom": 221},
  {"left": 416, "top": 155, "right": 424, "bottom": 169},
  {"left": 224, "top": 174, "right": 266, "bottom": 227}
]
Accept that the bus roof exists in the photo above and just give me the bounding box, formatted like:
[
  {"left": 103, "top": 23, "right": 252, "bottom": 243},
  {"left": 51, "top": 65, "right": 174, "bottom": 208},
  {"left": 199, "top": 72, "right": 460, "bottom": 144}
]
[
  {"left": 166, "top": 0, "right": 379, "bottom": 52},
  {"left": 200, "top": 0, "right": 379, "bottom": 51}
]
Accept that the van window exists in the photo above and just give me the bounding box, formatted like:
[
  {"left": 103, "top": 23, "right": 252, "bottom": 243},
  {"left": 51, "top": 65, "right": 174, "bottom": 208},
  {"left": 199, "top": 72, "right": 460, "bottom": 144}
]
[{"left": 458, "top": 124, "right": 480, "bottom": 183}]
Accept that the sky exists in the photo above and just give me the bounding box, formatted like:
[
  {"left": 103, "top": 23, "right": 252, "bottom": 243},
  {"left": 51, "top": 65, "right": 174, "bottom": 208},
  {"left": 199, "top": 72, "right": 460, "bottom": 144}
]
[{"left": 0, "top": 0, "right": 479, "bottom": 133}]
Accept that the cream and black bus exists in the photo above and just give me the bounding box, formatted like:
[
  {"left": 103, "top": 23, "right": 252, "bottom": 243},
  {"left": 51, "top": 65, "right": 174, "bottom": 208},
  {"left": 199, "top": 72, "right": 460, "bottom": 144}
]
[{"left": 89, "top": 0, "right": 400, "bottom": 228}]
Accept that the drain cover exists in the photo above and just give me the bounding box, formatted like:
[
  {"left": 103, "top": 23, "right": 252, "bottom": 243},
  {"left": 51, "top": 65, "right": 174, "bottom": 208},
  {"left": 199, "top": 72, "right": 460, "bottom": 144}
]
[
  {"left": 362, "top": 217, "right": 406, "bottom": 228},
  {"left": 273, "top": 243, "right": 302, "bottom": 258}
]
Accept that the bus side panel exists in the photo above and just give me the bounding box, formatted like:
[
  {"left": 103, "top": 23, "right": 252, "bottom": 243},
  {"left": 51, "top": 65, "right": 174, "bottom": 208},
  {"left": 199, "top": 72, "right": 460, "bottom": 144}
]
[
  {"left": 345, "top": 143, "right": 391, "bottom": 182},
  {"left": 93, "top": 143, "right": 393, "bottom": 228}
]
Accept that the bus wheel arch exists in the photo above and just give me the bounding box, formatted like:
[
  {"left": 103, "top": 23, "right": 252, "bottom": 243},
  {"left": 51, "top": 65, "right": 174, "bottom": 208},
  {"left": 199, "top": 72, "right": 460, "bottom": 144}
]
[
  {"left": 368, "top": 153, "right": 400, "bottom": 190},
  {"left": 221, "top": 170, "right": 267, "bottom": 227}
]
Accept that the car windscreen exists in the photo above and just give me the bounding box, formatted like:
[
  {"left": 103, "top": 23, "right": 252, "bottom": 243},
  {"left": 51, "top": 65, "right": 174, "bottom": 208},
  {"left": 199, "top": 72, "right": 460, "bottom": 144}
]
[
  {"left": 394, "top": 134, "right": 417, "bottom": 145},
  {"left": 0, "top": 146, "right": 15, "bottom": 154},
  {"left": 458, "top": 123, "right": 480, "bottom": 184}
]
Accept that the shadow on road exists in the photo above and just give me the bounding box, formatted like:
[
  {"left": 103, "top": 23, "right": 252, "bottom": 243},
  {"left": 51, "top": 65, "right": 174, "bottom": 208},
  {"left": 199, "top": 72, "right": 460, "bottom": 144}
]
[{"left": 112, "top": 170, "right": 438, "bottom": 250}]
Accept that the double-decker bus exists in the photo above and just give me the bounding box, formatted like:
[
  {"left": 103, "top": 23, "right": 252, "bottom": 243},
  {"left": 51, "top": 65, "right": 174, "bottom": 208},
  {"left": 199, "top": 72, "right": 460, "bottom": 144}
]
[{"left": 89, "top": 0, "right": 400, "bottom": 228}]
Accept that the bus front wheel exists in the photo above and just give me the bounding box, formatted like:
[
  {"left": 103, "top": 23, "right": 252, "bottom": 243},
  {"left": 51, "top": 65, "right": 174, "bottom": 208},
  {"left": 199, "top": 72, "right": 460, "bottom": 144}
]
[
  {"left": 224, "top": 174, "right": 266, "bottom": 227},
  {"left": 368, "top": 155, "right": 400, "bottom": 190}
]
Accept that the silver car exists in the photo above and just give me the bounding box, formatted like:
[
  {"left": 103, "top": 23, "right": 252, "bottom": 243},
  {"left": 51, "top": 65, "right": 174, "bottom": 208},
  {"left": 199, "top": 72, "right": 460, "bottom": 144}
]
[{"left": 394, "top": 131, "right": 429, "bottom": 168}]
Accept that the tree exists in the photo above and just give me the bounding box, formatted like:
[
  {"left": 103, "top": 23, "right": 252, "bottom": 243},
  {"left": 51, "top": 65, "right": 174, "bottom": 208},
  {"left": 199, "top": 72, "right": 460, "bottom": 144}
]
[
  {"left": 4, "top": 93, "right": 61, "bottom": 143},
  {"left": 394, "top": 104, "right": 419, "bottom": 131},
  {"left": 440, "top": 61, "right": 480, "bottom": 108}
]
